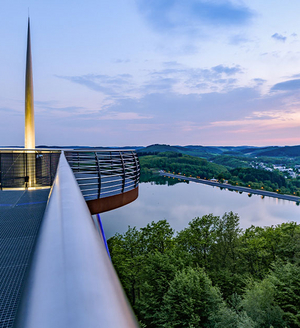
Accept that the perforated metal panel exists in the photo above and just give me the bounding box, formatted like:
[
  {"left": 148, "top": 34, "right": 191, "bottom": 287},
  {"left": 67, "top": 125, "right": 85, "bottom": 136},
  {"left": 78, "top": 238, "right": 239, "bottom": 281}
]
[
  {"left": 0, "top": 151, "right": 60, "bottom": 189},
  {"left": 0, "top": 189, "right": 50, "bottom": 328}
]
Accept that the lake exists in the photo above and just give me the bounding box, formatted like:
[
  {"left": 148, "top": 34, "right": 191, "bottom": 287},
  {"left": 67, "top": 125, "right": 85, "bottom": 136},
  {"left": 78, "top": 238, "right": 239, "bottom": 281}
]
[{"left": 101, "top": 179, "right": 300, "bottom": 239}]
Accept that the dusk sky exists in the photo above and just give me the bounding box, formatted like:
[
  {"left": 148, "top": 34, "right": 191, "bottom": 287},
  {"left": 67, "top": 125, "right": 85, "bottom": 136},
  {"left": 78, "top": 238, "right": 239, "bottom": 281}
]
[{"left": 1, "top": 0, "right": 300, "bottom": 147}]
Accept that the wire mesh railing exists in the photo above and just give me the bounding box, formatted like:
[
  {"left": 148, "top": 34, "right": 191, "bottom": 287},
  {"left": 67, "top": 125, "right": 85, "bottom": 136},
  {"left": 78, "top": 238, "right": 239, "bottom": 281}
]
[
  {"left": 65, "top": 150, "right": 140, "bottom": 201},
  {"left": 0, "top": 150, "right": 61, "bottom": 189}
]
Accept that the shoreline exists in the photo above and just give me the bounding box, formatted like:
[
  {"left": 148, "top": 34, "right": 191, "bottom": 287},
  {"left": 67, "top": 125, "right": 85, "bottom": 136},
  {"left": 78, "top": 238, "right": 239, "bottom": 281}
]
[{"left": 160, "top": 171, "right": 300, "bottom": 204}]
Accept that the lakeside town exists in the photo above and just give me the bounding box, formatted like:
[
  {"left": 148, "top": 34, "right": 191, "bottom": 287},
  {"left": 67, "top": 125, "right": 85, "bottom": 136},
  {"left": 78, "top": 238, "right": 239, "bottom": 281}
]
[{"left": 250, "top": 161, "right": 300, "bottom": 179}]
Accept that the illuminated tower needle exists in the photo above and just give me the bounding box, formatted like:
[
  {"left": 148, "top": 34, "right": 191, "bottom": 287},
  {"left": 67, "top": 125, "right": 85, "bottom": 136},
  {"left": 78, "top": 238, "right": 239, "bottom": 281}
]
[
  {"left": 25, "top": 17, "right": 35, "bottom": 149},
  {"left": 24, "top": 17, "right": 36, "bottom": 188}
]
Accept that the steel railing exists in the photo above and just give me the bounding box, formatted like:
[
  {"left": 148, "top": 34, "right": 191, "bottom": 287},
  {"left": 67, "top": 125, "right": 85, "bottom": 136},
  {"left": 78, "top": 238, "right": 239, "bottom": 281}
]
[
  {"left": 0, "top": 149, "right": 140, "bottom": 197},
  {"left": 0, "top": 149, "right": 140, "bottom": 208},
  {"left": 0, "top": 149, "right": 60, "bottom": 189},
  {"left": 14, "top": 152, "right": 140, "bottom": 328},
  {"left": 65, "top": 150, "right": 140, "bottom": 201}
]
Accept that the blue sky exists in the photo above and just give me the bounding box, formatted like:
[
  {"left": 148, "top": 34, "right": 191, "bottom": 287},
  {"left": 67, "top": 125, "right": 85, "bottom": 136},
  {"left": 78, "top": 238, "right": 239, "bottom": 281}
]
[{"left": 1, "top": 0, "right": 300, "bottom": 146}]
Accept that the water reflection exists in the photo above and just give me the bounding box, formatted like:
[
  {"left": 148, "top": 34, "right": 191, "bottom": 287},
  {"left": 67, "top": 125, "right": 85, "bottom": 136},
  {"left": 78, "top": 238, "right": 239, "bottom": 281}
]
[
  {"left": 140, "top": 172, "right": 188, "bottom": 186},
  {"left": 101, "top": 177, "right": 300, "bottom": 239}
]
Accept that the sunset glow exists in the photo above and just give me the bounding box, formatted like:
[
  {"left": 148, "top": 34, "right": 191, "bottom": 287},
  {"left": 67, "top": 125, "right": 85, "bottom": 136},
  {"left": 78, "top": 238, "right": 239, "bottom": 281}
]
[{"left": 1, "top": 1, "right": 300, "bottom": 146}]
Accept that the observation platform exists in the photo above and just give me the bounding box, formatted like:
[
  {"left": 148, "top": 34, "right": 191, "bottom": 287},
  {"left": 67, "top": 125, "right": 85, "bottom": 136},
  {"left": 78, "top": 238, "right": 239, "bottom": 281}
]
[
  {"left": 0, "top": 148, "right": 140, "bottom": 213},
  {"left": 0, "top": 148, "right": 140, "bottom": 328}
]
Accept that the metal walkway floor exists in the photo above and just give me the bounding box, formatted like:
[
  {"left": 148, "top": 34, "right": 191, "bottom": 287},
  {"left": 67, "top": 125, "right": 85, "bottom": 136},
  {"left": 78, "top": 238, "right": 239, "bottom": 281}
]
[{"left": 0, "top": 189, "right": 50, "bottom": 328}]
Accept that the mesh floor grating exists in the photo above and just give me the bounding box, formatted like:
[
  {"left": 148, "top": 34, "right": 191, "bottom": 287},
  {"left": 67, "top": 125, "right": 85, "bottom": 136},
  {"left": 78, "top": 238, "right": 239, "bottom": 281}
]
[{"left": 0, "top": 189, "right": 50, "bottom": 328}]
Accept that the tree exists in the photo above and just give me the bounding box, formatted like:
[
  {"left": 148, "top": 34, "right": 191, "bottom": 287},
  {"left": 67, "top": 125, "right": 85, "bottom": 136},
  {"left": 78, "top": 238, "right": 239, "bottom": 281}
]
[
  {"left": 108, "top": 226, "right": 143, "bottom": 306},
  {"left": 108, "top": 220, "right": 176, "bottom": 313},
  {"left": 108, "top": 217, "right": 300, "bottom": 327},
  {"left": 211, "top": 307, "right": 255, "bottom": 328},
  {"left": 275, "top": 222, "right": 300, "bottom": 263},
  {"left": 269, "top": 262, "right": 300, "bottom": 328},
  {"left": 160, "top": 267, "right": 224, "bottom": 328},
  {"left": 140, "top": 220, "right": 174, "bottom": 254},
  {"left": 175, "top": 214, "right": 220, "bottom": 269},
  {"left": 242, "top": 278, "right": 286, "bottom": 328},
  {"left": 136, "top": 251, "right": 182, "bottom": 328},
  {"left": 210, "top": 212, "right": 244, "bottom": 298},
  {"left": 215, "top": 212, "right": 242, "bottom": 267},
  {"left": 239, "top": 226, "right": 270, "bottom": 279}
]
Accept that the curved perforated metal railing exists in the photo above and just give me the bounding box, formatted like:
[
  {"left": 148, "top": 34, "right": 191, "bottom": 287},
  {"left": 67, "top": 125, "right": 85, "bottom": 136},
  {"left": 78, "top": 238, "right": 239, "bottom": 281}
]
[{"left": 65, "top": 150, "right": 140, "bottom": 201}]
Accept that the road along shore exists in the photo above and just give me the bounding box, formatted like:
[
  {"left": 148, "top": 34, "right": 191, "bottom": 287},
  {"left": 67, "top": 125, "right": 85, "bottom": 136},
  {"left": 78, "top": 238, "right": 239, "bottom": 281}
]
[{"left": 160, "top": 171, "right": 300, "bottom": 204}]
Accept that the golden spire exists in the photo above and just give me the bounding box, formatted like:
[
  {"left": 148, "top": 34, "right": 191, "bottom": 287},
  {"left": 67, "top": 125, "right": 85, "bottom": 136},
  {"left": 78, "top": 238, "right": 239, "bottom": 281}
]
[{"left": 25, "top": 17, "right": 35, "bottom": 149}]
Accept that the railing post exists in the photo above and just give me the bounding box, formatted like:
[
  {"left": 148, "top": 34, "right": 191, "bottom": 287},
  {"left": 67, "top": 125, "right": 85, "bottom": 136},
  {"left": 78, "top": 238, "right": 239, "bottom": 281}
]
[
  {"left": 110, "top": 151, "right": 113, "bottom": 174},
  {"left": 25, "top": 152, "right": 28, "bottom": 189},
  {"left": 119, "top": 152, "right": 126, "bottom": 193},
  {"left": 50, "top": 152, "right": 52, "bottom": 186},
  {"left": 77, "top": 152, "right": 80, "bottom": 173},
  {"left": 132, "top": 151, "right": 139, "bottom": 188},
  {"left": 95, "top": 152, "right": 101, "bottom": 199}
]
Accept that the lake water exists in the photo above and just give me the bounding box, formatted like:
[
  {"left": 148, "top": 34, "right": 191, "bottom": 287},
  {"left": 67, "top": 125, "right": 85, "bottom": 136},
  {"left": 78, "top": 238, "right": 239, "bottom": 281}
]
[{"left": 101, "top": 180, "right": 300, "bottom": 239}]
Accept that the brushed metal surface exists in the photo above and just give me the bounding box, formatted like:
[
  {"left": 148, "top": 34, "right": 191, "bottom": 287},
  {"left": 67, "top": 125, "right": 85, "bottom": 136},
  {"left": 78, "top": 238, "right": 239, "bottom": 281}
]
[{"left": 25, "top": 18, "right": 35, "bottom": 150}]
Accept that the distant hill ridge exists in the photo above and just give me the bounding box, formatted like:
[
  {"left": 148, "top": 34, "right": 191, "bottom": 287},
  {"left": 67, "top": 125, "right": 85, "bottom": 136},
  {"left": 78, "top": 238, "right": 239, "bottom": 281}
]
[
  {"left": 2, "top": 144, "right": 298, "bottom": 158},
  {"left": 137, "top": 144, "right": 300, "bottom": 158}
]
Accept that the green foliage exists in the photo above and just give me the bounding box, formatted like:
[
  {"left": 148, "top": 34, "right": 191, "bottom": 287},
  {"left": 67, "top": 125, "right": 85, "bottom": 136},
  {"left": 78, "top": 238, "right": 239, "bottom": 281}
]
[
  {"left": 137, "top": 144, "right": 223, "bottom": 158},
  {"left": 160, "top": 267, "right": 224, "bottom": 328},
  {"left": 239, "top": 225, "right": 272, "bottom": 279},
  {"left": 108, "top": 226, "right": 143, "bottom": 306},
  {"left": 213, "top": 212, "right": 242, "bottom": 270},
  {"left": 139, "top": 149, "right": 300, "bottom": 196},
  {"left": 176, "top": 214, "right": 220, "bottom": 268},
  {"left": 137, "top": 143, "right": 300, "bottom": 159},
  {"left": 242, "top": 278, "right": 286, "bottom": 328},
  {"left": 257, "top": 145, "right": 300, "bottom": 157},
  {"left": 269, "top": 262, "right": 300, "bottom": 327},
  {"left": 136, "top": 251, "right": 182, "bottom": 327},
  {"left": 238, "top": 223, "right": 300, "bottom": 280},
  {"left": 211, "top": 307, "right": 255, "bottom": 328},
  {"left": 140, "top": 220, "right": 175, "bottom": 254},
  {"left": 230, "top": 167, "right": 286, "bottom": 188},
  {"left": 140, "top": 169, "right": 188, "bottom": 186},
  {"left": 108, "top": 216, "right": 300, "bottom": 328},
  {"left": 139, "top": 153, "right": 228, "bottom": 180},
  {"left": 209, "top": 212, "right": 245, "bottom": 298},
  {"left": 212, "top": 155, "right": 251, "bottom": 169}
]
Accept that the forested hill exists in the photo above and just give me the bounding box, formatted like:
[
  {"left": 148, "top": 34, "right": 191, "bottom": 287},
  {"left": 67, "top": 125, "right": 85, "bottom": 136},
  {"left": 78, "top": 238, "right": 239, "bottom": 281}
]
[
  {"left": 137, "top": 144, "right": 300, "bottom": 158},
  {"left": 139, "top": 152, "right": 300, "bottom": 196},
  {"left": 36, "top": 143, "right": 300, "bottom": 158}
]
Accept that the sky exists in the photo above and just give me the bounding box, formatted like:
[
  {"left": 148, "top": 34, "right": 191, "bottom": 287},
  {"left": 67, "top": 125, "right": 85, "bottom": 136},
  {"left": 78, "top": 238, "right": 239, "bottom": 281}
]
[{"left": 1, "top": 0, "right": 300, "bottom": 147}]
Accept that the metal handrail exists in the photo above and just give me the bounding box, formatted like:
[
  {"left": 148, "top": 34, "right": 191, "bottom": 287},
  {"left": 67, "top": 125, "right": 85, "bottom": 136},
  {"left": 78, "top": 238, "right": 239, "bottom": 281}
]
[
  {"left": 65, "top": 150, "right": 140, "bottom": 201},
  {"left": 14, "top": 152, "right": 139, "bottom": 328}
]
